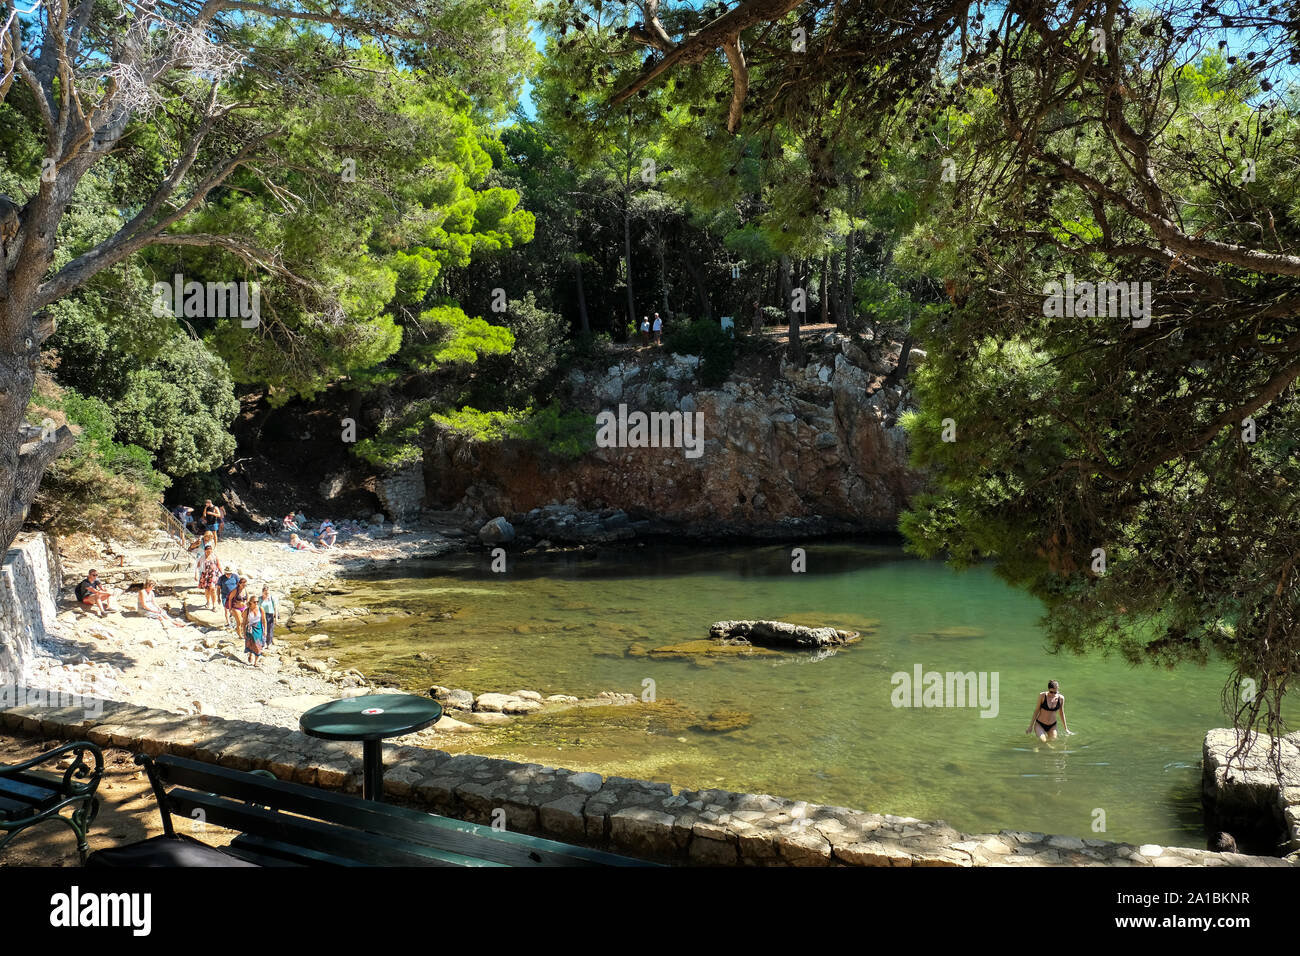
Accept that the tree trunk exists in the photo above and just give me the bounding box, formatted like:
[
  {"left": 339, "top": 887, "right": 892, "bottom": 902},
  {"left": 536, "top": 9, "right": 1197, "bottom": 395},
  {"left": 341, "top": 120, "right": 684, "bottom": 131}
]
[
  {"left": 623, "top": 208, "right": 636, "bottom": 335},
  {"left": 827, "top": 252, "right": 840, "bottom": 330},
  {"left": 887, "top": 334, "right": 916, "bottom": 385},
  {"left": 819, "top": 254, "right": 829, "bottom": 327},
  {"left": 0, "top": 314, "right": 76, "bottom": 558},
  {"left": 843, "top": 230, "right": 856, "bottom": 331},
  {"left": 682, "top": 252, "right": 712, "bottom": 321},
  {"left": 575, "top": 257, "right": 591, "bottom": 335},
  {"left": 781, "top": 254, "right": 803, "bottom": 363}
]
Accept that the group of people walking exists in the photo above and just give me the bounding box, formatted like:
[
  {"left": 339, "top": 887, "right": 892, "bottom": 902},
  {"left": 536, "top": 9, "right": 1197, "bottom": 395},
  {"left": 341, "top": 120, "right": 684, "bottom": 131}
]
[{"left": 191, "top": 530, "right": 277, "bottom": 666}]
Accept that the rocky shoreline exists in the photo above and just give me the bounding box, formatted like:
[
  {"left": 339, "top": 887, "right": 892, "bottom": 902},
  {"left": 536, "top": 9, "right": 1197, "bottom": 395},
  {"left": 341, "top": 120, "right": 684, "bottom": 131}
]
[{"left": 39, "top": 519, "right": 653, "bottom": 736}]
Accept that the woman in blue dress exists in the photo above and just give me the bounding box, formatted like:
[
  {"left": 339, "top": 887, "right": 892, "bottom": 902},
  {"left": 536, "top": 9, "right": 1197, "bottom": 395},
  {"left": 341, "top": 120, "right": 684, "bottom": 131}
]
[{"left": 244, "top": 599, "right": 265, "bottom": 666}]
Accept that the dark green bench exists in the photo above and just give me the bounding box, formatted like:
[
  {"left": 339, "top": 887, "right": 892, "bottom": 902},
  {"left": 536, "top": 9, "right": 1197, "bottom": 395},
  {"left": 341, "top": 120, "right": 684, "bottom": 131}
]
[
  {"left": 0, "top": 742, "right": 104, "bottom": 863},
  {"left": 88, "top": 754, "right": 652, "bottom": 867}
]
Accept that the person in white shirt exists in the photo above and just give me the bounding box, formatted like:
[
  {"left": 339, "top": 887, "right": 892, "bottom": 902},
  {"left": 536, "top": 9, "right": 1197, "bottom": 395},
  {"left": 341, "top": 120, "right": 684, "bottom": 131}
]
[
  {"left": 640, "top": 316, "right": 650, "bottom": 346},
  {"left": 652, "top": 313, "right": 663, "bottom": 345}
]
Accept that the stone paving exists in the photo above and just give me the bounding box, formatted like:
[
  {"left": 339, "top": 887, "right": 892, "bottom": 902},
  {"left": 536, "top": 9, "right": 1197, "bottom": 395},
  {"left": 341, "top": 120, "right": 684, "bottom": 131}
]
[{"left": 2, "top": 690, "right": 1294, "bottom": 867}]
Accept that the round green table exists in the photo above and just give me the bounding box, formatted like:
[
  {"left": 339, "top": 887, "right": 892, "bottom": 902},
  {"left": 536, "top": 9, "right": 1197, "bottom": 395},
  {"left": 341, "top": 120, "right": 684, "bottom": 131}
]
[{"left": 299, "top": 694, "right": 442, "bottom": 801}]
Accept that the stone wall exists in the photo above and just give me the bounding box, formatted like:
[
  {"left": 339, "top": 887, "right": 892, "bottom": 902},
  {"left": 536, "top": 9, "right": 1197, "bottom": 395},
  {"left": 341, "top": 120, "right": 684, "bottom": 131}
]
[
  {"left": 1202, "top": 728, "right": 1300, "bottom": 855},
  {"left": 373, "top": 463, "right": 425, "bottom": 522},
  {"left": 1, "top": 690, "right": 1291, "bottom": 867},
  {"left": 0, "top": 534, "right": 62, "bottom": 684}
]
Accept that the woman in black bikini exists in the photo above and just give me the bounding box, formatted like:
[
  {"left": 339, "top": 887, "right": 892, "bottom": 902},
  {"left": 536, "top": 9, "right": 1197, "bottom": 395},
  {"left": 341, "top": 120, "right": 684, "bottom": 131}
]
[{"left": 1025, "top": 679, "right": 1073, "bottom": 741}]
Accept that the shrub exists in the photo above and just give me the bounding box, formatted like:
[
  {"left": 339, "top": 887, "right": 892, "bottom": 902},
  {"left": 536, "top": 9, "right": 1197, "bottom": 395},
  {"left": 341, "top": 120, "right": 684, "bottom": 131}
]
[
  {"left": 27, "top": 380, "right": 168, "bottom": 539},
  {"left": 664, "top": 317, "right": 736, "bottom": 386}
]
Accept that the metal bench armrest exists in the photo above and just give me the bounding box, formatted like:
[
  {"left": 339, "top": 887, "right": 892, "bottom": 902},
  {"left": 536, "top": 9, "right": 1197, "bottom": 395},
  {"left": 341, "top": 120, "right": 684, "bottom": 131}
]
[{"left": 0, "top": 742, "right": 104, "bottom": 797}]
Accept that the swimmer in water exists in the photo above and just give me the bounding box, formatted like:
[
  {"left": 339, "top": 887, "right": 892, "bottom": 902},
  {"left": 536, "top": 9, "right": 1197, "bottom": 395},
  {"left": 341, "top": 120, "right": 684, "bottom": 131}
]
[{"left": 1025, "top": 679, "right": 1073, "bottom": 742}]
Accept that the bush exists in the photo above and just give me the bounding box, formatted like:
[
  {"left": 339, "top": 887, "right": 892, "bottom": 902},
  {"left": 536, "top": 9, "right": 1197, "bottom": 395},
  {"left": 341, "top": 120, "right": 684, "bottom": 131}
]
[
  {"left": 114, "top": 333, "right": 239, "bottom": 477},
  {"left": 509, "top": 404, "right": 595, "bottom": 459},
  {"left": 27, "top": 380, "right": 168, "bottom": 539},
  {"left": 664, "top": 317, "right": 736, "bottom": 386}
]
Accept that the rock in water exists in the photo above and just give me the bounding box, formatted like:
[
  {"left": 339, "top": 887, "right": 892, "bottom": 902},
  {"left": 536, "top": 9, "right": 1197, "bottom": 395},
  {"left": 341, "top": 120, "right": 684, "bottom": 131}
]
[
  {"left": 708, "top": 620, "right": 861, "bottom": 648},
  {"left": 479, "top": 516, "right": 515, "bottom": 543}
]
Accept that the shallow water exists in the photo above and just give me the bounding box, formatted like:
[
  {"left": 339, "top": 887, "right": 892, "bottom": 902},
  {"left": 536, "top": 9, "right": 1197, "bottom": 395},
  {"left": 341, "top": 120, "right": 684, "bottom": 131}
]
[{"left": 312, "top": 543, "right": 1291, "bottom": 848}]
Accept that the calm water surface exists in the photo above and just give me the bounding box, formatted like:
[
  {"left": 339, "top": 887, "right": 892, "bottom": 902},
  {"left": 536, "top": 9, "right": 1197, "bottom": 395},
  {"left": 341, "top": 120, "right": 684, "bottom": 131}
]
[{"left": 312, "top": 543, "right": 1288, "bottom": 847}]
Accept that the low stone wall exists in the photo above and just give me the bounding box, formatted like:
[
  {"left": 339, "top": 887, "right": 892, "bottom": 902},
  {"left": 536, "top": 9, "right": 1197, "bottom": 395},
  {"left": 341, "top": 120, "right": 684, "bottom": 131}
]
[
  {"left": 373, "top": 463, "right": 425, "bottom": 523},
  {"left": 1, "top": 691, "right": 1291, "bottom": 867},
  {"left": 1203, "top": 728, "right": 1300, "bottom": 854},
  {"left": 0, "top": 534, "right": 62, "bottom": 684}
]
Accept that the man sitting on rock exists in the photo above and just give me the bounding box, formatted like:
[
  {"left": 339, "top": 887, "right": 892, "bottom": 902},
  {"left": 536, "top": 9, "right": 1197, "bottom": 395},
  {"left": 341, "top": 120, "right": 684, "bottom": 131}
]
[
  {"left": 75, "top": 569, "right": 114, "bottom": 617},
  {"left": 318, "top": 520, "right": 337, "bottom": 549}
]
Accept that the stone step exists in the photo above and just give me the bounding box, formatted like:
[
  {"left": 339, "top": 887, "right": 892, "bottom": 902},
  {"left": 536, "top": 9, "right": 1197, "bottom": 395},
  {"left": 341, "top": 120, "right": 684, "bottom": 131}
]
[
  {"left": 184, "top": 606, "right": 227, "bottom": 629},
  {"left": 122, "top": 570, "right": 196, "bottom": 590}
]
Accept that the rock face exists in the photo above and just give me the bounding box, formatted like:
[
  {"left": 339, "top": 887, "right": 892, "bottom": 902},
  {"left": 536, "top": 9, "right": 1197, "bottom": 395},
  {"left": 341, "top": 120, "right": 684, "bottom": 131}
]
[
  {"left": 422, "top": 333, "right": 922, "bottom": 532},
  {"left": 1202, "top": 728, "right": 1300, "bottom": 856},
  {"left": 709, "top": 620, "right": 862, "bottom": 649}
]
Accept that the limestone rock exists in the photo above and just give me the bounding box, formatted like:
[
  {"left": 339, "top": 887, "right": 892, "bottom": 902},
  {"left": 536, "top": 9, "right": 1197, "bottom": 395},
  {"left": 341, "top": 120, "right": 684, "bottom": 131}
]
[{"left": 478, "top": 517, "right": 515, "bottom": 544}]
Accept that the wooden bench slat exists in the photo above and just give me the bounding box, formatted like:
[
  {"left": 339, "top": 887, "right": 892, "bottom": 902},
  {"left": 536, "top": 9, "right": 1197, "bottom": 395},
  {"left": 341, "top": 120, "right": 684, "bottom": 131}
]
[
  {"left": 226, "top": 833, "right": 366, "bottom": 867},
  {"left": 167, "top": 790, "right": 504, "bottom": 867},
  {"left": 154, "top": 755, "right": 643, "bottom": 866},
  {"left": 0, "top": 794, "right": 39, "bottom": 821},
  {"left": 0, "top": 777, "right": 59, "bottom": 810}
]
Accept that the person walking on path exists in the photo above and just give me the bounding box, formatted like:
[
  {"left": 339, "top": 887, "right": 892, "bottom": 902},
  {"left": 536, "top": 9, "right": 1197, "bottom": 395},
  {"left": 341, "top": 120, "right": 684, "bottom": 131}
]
[
  {"left": 243, "top": 599, "right": 265, "bottom": 666},
  {"left": 259, "top": 586, "right": 278, "bottom": 648},
  {"left": 198, "top": 545, "right": 222, "bottom": 611},
  {"left": 188, "top": 530, "right": 216, "bottom": 582},
  {"left": 201, "top": 500, "right": 223, "bottom": 541},
  {"left": 218, "top": 568, "right": 240, "bottom": 626},
  {"left": 226, "top": 577, "right": 251, "bottom": 635}
]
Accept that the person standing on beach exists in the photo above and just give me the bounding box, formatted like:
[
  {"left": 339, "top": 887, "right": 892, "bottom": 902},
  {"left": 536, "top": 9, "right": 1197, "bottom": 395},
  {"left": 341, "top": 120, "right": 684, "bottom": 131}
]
[
  {"left": 198, "top": 544, "right": 222, "bottom": 610},
  {"left": 259, "top": 586, "right": 278, "bottom": 648},
  {"left": 243, "top": 598, "right": 265, "bottom": 666},
  {"left": 226, "top": 577, "right": 250, "bottom": 634},
  {"left": 217, "top": 568, "right": 239, "bottom": 626}
]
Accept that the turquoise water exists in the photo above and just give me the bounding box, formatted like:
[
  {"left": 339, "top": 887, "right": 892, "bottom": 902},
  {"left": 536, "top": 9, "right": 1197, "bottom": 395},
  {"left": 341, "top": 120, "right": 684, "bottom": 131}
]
[{"left": 314, "top": 543, "right": 1287, "bottom": 848}]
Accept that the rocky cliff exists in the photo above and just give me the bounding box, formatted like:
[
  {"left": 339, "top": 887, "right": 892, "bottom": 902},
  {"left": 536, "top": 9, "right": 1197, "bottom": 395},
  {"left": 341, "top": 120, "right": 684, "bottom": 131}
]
[{"left": 423, "top": 332, "right": 923, "bottom": 536}]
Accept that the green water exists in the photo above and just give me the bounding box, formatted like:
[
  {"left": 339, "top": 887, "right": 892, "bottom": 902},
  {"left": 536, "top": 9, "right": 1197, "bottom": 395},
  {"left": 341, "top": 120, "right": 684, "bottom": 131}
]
[{"left": 310, "top": 542, "right": 1286, "bottom": 848}]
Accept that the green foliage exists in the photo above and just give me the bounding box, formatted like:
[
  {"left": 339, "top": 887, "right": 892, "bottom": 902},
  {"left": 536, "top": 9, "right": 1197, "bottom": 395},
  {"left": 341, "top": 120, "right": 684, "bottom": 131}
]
[
  {"left": 509, "top": 404, "right": 597, "bottom": 460},
  {"left": 27, "top": 381, "right": 167, "bottom": 539},
  {"left": 468, "top": 293, "right": 570, "bottom": 408},
  {"left": 114, "top": 334, "right": 240, "bottom": 477},
  {"left": 664, "top": 317, "right": 736, "bottom": 386}
]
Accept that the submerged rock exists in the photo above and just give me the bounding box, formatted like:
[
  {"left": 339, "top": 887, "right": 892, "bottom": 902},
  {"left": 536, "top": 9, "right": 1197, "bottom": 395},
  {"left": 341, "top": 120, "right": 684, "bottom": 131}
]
[
  {"left": 708, "top": 620, "right": 861, "bottom": 649},
  {"left": 648, "top": 640, "right": 781, "bottom": 661},
  {"left": 691, "top": 709, "right": 754, "bottom": 733}
]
